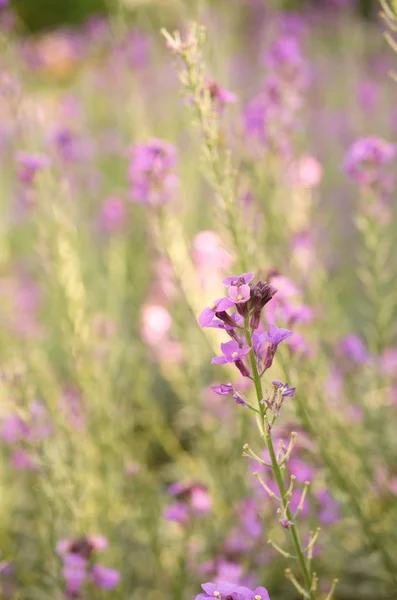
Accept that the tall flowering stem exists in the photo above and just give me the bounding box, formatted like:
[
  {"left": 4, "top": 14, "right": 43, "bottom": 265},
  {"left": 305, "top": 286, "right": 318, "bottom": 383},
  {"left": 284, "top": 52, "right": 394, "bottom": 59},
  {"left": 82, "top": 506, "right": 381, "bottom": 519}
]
[
  {"left": 200, "top": 274, "right": 336, "bottom": 600},
  {"left": 243, "top": 319, "right": 315, "bottom": 600},
  {"left": 162, "top": 24, "right": 250, "bottom": 273},
  {"left": 380, "top": 0, "right": 397, "bottom": 81}
]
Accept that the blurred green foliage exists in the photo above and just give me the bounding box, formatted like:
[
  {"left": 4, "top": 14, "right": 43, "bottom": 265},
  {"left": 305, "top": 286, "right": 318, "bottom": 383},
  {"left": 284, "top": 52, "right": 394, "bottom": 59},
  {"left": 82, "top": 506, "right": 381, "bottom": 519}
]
[
  {"left": 12, "top": 0, "right": 108, "bottom": 32},
  {"left": 10, "top": 0, "right": 378, "bottom": 33}
]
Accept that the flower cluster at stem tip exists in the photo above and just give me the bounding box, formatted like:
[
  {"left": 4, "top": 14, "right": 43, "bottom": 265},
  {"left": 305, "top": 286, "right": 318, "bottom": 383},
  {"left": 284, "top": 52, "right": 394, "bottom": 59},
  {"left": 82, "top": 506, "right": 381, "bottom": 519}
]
[{"left": 199, "top": 273, "right": 293, "bottom": 392}]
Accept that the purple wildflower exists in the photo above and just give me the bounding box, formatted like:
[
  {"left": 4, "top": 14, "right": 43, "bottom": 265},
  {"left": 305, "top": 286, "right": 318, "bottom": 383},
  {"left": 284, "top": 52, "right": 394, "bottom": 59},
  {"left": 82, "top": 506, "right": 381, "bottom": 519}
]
[
  {"left": 228, "top": 283, "right": 251, "bottom": 304},
  {"left": 339, "top": 334, "right": 370, "bottom": 364},
  {"left": 212, "top": 341, "right": 250, "bottom": 377},
  {"left": 272, "top": 381, "right": 296, "bottom": 398},
  {"left": 207, "top": 79, "right": 237, "bottom": 111},
  {"left": 196, "top": 581, "right": 237, "bottom": 599},
  {"left": 128, "top": 138, "right": 178, "bottom": 206},
  {"left": 165, "top": 481, "right": 212, "bottom": 523},
  {"left": 263, "top": 324, "right": 292, "bottom": 369},
  {"left": 163, "top": 501, "right": 190, "bottom": 524},
  {"left": 91, "top": 564, "right": 120, "bottom": 590},
  {"left": 279, "top": 517, "right": 294, "bottom": 529},
  {"left": 99, "top": 196, "right": 126, "bottom": 231},
  {"left": 211, "top": 338, "right": 249, "bottom": 361},
  {"left": 344, "top": 136, "right": 395, "bottom": 189},
  {"left": 211, "top": 383, "right": 234, "bottom": 396},
  {"left": 196, "top": 582, "right": 270, "bottom": 600},
  {"left": 0, "top": 414, "right": 29, "bottom": 443},
  {"left": 16, "top": 152, "right": 49, "bottom": 185},
  {"left": 199, "top": 298, "right": 235, "bottom": 327}
]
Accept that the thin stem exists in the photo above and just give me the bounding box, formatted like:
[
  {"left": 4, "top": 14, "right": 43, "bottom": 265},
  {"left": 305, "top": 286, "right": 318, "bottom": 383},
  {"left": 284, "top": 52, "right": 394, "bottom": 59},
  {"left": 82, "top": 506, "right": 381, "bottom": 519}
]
[{"left": 244, "top": 318, "right": 315, "bottom": 599}]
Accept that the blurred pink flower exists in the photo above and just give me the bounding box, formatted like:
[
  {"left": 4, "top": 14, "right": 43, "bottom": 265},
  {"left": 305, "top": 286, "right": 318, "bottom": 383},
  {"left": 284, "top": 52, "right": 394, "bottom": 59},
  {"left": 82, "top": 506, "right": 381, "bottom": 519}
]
[
  {"left": 288, "top": 155, "right": 323, "bottom": 188},
  {"left": 99, "top": 196, "right": 126, "bottom": 231},
  {"left": 141, "top": 304, "right": 172, "bottom": 346}
]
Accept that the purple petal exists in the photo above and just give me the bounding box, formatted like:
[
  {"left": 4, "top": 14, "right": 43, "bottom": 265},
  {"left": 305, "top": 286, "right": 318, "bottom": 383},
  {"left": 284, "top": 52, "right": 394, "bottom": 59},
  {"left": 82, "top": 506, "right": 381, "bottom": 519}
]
[
  {"left": 199, "top": 307, "right": 215, "bottom": 327},
  {"left": 211, "top": 356, "right": 228, "bottom": 365},
  {"left": 216, "top": 297, "right": 235, "bottom": 311},
  {"left": 91, "top": 564, "right": 120, "bottom": 590},
  {"left": 211, "top": 383, "right": 234, "bottom": 396},
  {"left": 223, "top": 272, "right": 254, "bottom": 286}
]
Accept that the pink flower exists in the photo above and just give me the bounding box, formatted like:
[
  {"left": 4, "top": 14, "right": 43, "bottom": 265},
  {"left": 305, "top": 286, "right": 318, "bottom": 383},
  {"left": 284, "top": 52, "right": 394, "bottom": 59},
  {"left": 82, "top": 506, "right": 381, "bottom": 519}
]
[
  {"left": 141, "top": 304, "right": 172, "bottom": 345},
  {"left": 190, "top": 486, "right": 212, "bottom": 514},
  {"left": 288, "top": 155, "right": 323, "bottom": 188},
  {"left": 228, "top": 283, "right": 251, "bottom": 304}
]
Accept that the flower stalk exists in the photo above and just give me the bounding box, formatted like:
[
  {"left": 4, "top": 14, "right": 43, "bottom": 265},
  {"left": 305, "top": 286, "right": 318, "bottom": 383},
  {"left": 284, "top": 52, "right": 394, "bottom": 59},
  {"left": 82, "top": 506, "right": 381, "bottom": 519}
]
[{"left": 244, "top": 317, "right": 315, "bottom": 599}]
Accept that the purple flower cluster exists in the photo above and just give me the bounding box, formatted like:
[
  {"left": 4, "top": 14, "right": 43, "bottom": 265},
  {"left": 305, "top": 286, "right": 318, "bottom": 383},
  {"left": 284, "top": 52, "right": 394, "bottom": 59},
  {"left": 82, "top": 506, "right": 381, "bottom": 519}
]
[
  {"left": 244, "top": 35, "right": 308, "bottom": 155},
  {"left": 344, "top": 136, "right": 395, "bottom": 195},
  {"left": 57, "top": 535, "right": 119, "bottom": 597},
  {"left": 164, "top": 481, "right": 212, "bottom": 524},
  {"left": 16, "top": 152, "right": 49, "bottom": 186},
  {"left": 207, "top": 79, "right": 237, "bottom": 111},
  {"left": 200, "top": 273, "right": 292, "bottom": 381},
  {"left": 128, "top": 137, "right": 178, "bottom": 206},
  {"left": 0, "top": 401, "right": 53, "bottom": 471},
  {"left": 196, "top": 581, "right": 270, "bottom": 600}
]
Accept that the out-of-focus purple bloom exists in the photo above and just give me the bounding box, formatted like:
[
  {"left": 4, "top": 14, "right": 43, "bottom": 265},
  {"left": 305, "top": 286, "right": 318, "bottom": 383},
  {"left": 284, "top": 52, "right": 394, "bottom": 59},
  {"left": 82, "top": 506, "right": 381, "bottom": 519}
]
[
  {"left": 380, "top": 347, "right": 397, "bottom": 376},
  {"left": 357, "top": 80, "right": 379, "bottom": 112},
  {"left": 212, "top": 341, "right": 250, "bottom": 365},
  {"left": 191, "top": 486, "right": 213, "bottom": 514},
  {"left": 0, "top": 414, "right": 29, "bottom": 443},
  {"left": 264, "top": 36, "right": 308, "bottom": 88},
  {"left": 287, "top": 155, "right": 323, "bottom": 189},
  {"left": 11, "top": 448, "right": 36, "bottom": 471},
  {"left": 339, "top": 334, "right": 370, "bottom": 364},
  {"left": 99, "top": 196, "right": 126, "bottom": 231},
  {"left": 283, "top": 303, "right": 313, "bottom": 325},
  {"left": 129, "top": 138, "right": 178, "bottom": 206},
  {"left": 211, "top": 383, "right": 234, "bottom": 396},
  {"left": 344, "top": 136, "right": 395, "bottom": 189},
  {"left": 16, "top": 152, "right": 49, "bottom": 185},
  {"left": 52, "top": 127, "right": 82, "bottom": 162},
  {"left": 288, "top": 457, "right": 313, "bottom": 483},
  {"left": 243, "top": 94, "right": 267, "bottom": 141},
  {"left": 238, "top": 499, "right": 262, "bottom": 538},
  {"left": 165, "top": 482, "right": 212, "bottom": 523},
  {"left": 207, "top": 79, "right": 237, "bottom": 110},
  {"left": 91, "top": 564, "right": 120, "bottom": 590},
  {"left": 199, "top": 297, "right": 235, "bottom": 327},
  {"left": 29, "top": 400, "right": 53, "bottom": 440},
  {"left": 316, "top": 488, "right": 340, "bottom": 525},
  {"left": 62, "top": 554, "right": 87, "bottom": 596}
]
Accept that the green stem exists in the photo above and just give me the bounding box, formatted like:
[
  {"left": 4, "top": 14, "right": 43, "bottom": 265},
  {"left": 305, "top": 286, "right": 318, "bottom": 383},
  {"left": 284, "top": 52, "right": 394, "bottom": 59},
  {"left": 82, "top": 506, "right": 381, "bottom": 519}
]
[{"left": 244, "top": 319, "right": 315, "bottom": 599}]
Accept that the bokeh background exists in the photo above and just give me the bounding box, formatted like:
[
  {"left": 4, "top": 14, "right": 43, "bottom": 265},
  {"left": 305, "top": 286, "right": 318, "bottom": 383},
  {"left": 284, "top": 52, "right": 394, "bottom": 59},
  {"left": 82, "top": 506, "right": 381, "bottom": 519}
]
[{"left": 1, "top": 1, "right": 397, "bottom": 600}]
